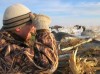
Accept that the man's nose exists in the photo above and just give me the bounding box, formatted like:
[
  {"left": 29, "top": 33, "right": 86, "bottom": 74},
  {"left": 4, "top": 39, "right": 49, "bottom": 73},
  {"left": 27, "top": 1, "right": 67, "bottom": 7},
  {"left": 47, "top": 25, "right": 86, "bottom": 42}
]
[{"left": 31, "top": 27, "right": 36, "bottom": 33}]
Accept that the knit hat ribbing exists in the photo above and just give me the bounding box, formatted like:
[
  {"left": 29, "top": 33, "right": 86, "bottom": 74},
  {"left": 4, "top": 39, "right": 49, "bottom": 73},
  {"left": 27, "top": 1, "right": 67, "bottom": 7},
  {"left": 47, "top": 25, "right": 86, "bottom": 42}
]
[{"left": 2, "top": 3, "right": 32, "bottom": 31}]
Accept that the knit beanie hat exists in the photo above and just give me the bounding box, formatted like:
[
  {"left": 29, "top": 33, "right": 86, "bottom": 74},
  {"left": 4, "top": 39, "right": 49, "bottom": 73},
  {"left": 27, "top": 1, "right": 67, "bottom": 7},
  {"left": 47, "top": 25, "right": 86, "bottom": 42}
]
[
  {"left": 31, "top": 14, "right": 51, "bottom": 30},
  {"left": 2, "top": 3, "right": 33, "bottom": 31}
]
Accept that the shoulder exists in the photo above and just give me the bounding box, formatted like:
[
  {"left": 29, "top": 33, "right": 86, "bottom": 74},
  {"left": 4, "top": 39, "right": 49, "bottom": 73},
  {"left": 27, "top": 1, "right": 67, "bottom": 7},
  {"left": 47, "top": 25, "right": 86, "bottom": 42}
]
[
  {"left": 0, "top": 30, "right": 9, "bottom": 44},
  {"left": 0, "top": 30, "right": 11, "bottom": 38},
  {"left": 0, "top": 30, "right": 12, "bottom": 41}
]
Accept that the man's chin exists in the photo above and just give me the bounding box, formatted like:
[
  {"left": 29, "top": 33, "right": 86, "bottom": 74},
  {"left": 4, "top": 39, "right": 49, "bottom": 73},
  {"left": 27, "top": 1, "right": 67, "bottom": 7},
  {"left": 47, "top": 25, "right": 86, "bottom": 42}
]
[{"left": 31, "top": 32, "right": 36, "bottom": 36}]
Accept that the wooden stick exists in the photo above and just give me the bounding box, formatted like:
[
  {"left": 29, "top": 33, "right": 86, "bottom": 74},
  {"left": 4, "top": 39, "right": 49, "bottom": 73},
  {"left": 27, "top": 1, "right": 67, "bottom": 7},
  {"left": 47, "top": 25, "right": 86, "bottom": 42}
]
[{"left": 61, "top": 38, "right": 93, "bottom": 51}]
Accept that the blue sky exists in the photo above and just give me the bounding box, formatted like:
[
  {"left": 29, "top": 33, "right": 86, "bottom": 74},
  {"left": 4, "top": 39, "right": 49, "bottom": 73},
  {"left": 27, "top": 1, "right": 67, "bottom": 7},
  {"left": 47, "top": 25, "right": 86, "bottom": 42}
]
[{"left": 0, "top": 0, "right": 100, "bottom": 28}]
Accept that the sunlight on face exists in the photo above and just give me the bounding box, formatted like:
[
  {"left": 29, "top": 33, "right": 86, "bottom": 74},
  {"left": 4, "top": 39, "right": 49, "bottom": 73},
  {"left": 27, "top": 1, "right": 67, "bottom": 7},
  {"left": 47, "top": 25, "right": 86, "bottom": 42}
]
[{"left": 20, "top": 24, "right": 36, "bottom": 41}]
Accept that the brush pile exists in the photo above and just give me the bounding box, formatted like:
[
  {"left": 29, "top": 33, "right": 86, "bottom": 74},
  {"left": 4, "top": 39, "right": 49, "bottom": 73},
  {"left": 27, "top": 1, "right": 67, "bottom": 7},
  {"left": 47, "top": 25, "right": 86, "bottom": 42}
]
[{"left": 55, "top": 38, "right": 100, "bottom": 74}]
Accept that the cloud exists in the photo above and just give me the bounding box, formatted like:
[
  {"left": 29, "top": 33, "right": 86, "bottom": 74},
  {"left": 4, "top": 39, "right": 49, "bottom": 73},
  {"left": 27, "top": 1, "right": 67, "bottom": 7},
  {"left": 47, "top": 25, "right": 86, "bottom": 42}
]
[
  {"left": 35, "top": 1, "right": 100, "bottom": 16},
  {"left": 0, "top": 0, "right": 100, "bottom": 26},
  {"left": 1, "top": 0, "right": 100, "bottom": 16},
  {"left": 71, "top": 2, "right": 100, "bottom": 15}
]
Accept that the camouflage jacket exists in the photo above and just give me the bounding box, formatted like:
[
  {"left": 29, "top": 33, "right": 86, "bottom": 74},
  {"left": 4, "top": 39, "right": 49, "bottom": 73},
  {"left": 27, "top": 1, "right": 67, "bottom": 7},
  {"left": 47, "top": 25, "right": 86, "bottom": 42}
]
[{"left": 0, "top": 30, "right": 58, "bottom": 74}]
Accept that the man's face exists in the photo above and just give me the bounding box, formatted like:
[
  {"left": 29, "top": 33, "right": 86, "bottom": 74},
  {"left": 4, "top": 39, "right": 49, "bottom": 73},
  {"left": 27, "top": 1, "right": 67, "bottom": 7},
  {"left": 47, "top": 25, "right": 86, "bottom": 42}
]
[{"left": 19, "top": 24, "right": 36, "bottom": 41}]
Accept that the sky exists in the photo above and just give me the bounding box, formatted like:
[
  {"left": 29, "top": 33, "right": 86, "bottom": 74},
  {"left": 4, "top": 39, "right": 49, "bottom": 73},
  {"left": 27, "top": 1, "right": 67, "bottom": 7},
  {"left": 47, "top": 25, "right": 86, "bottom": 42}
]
[{"left": 0, "top": 0, "right": 100, "bottom": 28}]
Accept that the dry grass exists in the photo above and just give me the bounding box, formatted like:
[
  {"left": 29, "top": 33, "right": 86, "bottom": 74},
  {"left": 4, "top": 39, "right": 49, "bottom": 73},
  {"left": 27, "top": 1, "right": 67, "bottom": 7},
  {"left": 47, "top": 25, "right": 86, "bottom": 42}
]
[
  {"left": 55, "top": 39, "right": 100, "bottom": 74},
  {"left": 69, "top": 49, "right": 98, "bottom": 74},
  {"left": 60, "top": 38, "right": 83, "bottom": 49}
]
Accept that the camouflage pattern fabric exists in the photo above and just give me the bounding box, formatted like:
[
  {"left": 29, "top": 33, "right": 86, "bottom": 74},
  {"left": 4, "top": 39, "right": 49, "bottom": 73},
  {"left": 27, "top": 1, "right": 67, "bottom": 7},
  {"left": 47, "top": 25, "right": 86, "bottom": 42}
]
[{"left": 0, "top": 29, "right": 58, "bottom": 74}]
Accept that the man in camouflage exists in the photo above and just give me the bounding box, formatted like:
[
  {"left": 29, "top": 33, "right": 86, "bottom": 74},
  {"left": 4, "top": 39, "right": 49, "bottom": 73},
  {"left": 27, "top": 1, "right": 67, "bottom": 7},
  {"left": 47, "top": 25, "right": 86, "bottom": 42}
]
[{"left": 0, "top": 4, "right": 58, "bottom": 74}]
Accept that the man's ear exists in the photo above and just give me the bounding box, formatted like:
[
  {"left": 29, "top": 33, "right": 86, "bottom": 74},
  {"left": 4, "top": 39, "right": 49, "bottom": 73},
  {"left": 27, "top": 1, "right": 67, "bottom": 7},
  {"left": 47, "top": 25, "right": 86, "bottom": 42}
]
[{"left": 15, "top": 27, "right": 21, "bottom": 32}]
